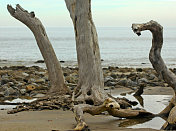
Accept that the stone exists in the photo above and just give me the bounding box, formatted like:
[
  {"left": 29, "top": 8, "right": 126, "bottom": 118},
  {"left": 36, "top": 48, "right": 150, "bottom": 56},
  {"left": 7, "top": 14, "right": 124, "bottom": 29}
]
[
  {"left": 110, "top": 73, "right": 117, "bottom": 79},
  {"left": 136, "top": 68, "right": 143, "bottom": 72},
  {"left": 26, "top": 84, "right": 37, "bottom": 91},
  {"left": 148, "top": 74, "right": 156, "bottom": 80},
  {"left": 0, "top": 92, "right": 4, "bottom": 97},
  {"left": 28, "top": 78, "right": 35, "bottom": 83},
  {"left": 60, "top": 60, "right": 65, "bottom": 63},
  {"left": 35, "top": 78, "right": 45, "bottom": 84},
  {"left": 138, "top": 78, "right": 148, "bottom": 84},
  {"left": 65, "top": 76, "right": 76, "bottom": 84},
  {"left": 1, "top": 78, "right": 9, "bottom": 85},
  {"left": 8, "top": 82, "right": 14, "bottom": 86},
  {"left": 22, "top": 72, "right": 29, "bottom": 77},
  {"left": 4, "top": 87, "right": 17, "bottom": 96},
  {"left": 105, "top": 81, "right": 116, "bottom": 86},
  {"left": 34, "top": 60, "right": 44, "bottom": 63},
  {"left": 127, "top": 79, "right": 137, "bottom": 87},
  {"left": 33, "top": 93, "right": 45, "bottom": 98},
  {"left": 20, "top": 89, "right": 26, "bottom": 95},
  {"left": 104, "top": 76, "right": 114, "bottom": 83},
  {"left": 117, "top": 78, "right": 128, "bottom": 86}
]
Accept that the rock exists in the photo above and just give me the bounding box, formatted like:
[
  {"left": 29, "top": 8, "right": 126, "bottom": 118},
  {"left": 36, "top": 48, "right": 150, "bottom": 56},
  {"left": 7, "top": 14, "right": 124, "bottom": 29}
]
[
  {"left": 136, "top": 68, "right": 143, "bottom": 72},
  {"left": 0, "top": 92, "right": 4, "bottom": 97},
  {"left": 65, "top": 76, "right": 76, "bottom": 84},
  {"left": 20, "top": 89, "right": 26, "bottom": 95},
  {"left": 148, "top": 74, "right": 156, "bottom": 80},
  {"left": 63, "top": 73, "right": 68, "bottom": 76},
  {"left": 16, "top": 82, "right": 25, "bottom": 87},
  {"left": 4, "top": 87, "right": 17, "bottom": 96},
  {"left": 26, "top": 84, "right": 37, "bottom": 91},
  {"left": 22, "top": 72, "right": 29, "bottom": 77},
  {"left": 35, "top": 60, "right": 44, "bottom": 63},
  {"left": 105, "top": 81, "right": 116, "bottom": 86},
  {"left": 35, "top": 78, "right": 45, "bottom": 84},
  {"left": 126, "top": 79, "right": 137, "bottom": 87},
  {"left": 104, "top": 87, "right": 110, "bottom": 90},
  {"left": 117, "top": 78, "right": 128, "bottom": 86},
  {"left": 60, "top": 60, "right": 65, "bottom": 63},
  {"left": 8, "top": 82, "right": 14, "bottom": 86},
  {"left": 108, "top": 66, "right": 116, "bottom": 70},
  {"left": 110, "top": 73, "right": 117, "bottom": 79},
  {"left": 138, "top": 78, "right": 148, "bottom": 84},
  {"left": 35, "top": 71, "right": 46, "bottom": 77},
  {"left": 28, "top": 78, "right": 35, "bottom": 83},
  {"left": 33, "top": 93, "right": 45, "bottom": 98},
  {"left": 1, "top": 78, "right": 9, "bottom": 85},
  {"left": 104, "top": 76, "right": 114, "bottom": 83}
]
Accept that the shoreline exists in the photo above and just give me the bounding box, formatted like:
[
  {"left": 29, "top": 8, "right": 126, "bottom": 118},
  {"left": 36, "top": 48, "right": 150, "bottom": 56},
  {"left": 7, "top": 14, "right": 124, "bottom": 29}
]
[
  {"left": 1, "top": 60, "right": 176, "bottom": 69},
  {"left": 0, "top": 63, "right": 174, "bottom": 130}
]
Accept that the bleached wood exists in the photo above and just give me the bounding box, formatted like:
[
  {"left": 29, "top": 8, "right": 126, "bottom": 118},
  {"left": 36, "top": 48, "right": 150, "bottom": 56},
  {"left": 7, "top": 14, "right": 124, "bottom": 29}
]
[
  {"left": 74, "top": 98, "right": 153, "bottom": 130},
  {"left": 7, "top": 4, "right": 70, "bottom": 94},
  {"left": 132, "top": 20, "right": 176, "bottom": 130},
  {"left": 65, "top": 0, "right": 105, "bottom": 104}
]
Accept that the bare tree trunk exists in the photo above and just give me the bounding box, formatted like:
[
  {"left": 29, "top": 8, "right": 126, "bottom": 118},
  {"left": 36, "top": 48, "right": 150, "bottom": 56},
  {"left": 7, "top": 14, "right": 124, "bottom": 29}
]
[
  {"left": 65, "top": 0, "right": 105, "bottom": 104},
  {"left": 64, "top": 1, "right": 155, "bottom": 130},
  {"left": 132, "top": 20, "right": 176, "bottom": 129},
  {"left": 7, "top": 4, "right": 70, "bottom": 95}
]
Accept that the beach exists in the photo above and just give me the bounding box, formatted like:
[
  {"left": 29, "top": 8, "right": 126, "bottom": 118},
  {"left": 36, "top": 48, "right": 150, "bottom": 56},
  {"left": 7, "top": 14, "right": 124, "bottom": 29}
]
[
  {"left": 0, "top": 64, "right": 174, "bottom": 130},
  {"left": 0, "top": 26, "right": 176, "bottom": 131}
]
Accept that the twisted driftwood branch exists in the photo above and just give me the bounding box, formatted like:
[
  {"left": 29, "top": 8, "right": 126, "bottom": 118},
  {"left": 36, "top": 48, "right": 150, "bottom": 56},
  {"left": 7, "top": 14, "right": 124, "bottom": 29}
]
[
  {"left": 7, "top": 4, "right": 70, "bottom": 94},
  {"left": 132, "top": 20, "right": 176, "bottom": 130},
  {"left": 74, "top": 98, "right": 153, "bottom": 130}
]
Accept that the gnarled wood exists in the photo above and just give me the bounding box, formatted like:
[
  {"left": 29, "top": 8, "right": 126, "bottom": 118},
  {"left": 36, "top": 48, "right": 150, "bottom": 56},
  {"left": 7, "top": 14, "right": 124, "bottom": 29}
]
[
  {"left": 132, "top": 20, "right": 176, "bottom": 130},
  {"left": 65, "top": 0, "right": 105, "bottom": 104},
  {"left": 7, "top": 4, "right": 70, "bottom": 95},
  {"left": 74, "top": 98, "right": 153, "bottom": 130}
]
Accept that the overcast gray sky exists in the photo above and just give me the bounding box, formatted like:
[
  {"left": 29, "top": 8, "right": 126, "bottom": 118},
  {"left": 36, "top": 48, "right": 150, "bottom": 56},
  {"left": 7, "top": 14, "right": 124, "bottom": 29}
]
[{"left": 1, "top": 0, "right": 176, "bottom": 27}]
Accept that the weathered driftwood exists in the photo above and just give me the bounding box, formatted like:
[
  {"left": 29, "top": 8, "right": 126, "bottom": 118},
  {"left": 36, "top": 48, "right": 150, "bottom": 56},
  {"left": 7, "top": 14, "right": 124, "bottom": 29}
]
[
  {"left": 161, "top": 106, "right": 176, "bottom": 130},
  {"left": 7, "top": 4, "right": 70, "bottom": 95},
  {"left": 74, "top": 98, "right": 153, "bottom": 130},
  {"left": 132, "top": 20, "right": 176, "bottom": 130},
  {"left": 65, "top": 0, "right": 105, "bottom": 104}
]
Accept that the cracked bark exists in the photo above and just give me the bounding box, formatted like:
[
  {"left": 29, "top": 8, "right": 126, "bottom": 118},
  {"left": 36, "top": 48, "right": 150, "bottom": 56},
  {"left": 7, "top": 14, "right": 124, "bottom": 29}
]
[
  {"left": 132, "top": 20, "right": 176, "bottom": 130},
  {"left": 65, "top": 0, "right": 105, "bottom": 105},
  {"left": 64, "top": 1, "right": 154, "bottom": 130},
  {"left": 7, "top": 4, "right": 70, "bottom": 95}
]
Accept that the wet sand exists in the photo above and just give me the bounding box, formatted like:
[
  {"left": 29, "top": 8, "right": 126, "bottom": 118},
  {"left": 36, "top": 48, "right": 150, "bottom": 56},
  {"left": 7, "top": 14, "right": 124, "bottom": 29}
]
[
  {"left": 0, "top": 87, "right": 173, "bottom": 131},
  {"left": 0, "top": 110, "right": 158, "bottom": 131}
]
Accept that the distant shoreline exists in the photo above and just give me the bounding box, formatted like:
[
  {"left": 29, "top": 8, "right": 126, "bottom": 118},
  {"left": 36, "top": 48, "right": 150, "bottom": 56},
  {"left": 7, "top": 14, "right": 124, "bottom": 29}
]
[{"left": 1, "top": 59, "right": 176, "bottom": 69}]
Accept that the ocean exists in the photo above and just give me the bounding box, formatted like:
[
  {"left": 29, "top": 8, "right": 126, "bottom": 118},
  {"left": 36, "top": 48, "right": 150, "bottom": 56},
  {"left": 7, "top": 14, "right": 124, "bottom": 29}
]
[{"left": 0, "top": 26, "right": 176, "bottom": 68}]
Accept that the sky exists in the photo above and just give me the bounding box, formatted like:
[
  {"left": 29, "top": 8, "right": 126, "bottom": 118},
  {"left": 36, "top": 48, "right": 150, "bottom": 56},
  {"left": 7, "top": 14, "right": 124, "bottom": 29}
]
[{"left": 0, "top": 0, "right": 176, "bottom": 27}]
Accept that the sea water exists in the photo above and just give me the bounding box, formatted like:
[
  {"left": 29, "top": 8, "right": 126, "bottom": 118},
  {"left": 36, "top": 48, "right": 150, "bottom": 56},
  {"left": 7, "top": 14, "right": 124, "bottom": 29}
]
[{"left": 0, "top": 27, "right": 176, "bottom": 68}]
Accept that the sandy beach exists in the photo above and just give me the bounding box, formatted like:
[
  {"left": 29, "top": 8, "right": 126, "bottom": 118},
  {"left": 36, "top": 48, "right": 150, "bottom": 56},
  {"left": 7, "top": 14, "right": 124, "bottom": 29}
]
[
  {"left": 0, "top": 65, "right": 174, "bottom": 130},
  {"left": 0, "top": 86, "right": 173, "bottom": 131}
]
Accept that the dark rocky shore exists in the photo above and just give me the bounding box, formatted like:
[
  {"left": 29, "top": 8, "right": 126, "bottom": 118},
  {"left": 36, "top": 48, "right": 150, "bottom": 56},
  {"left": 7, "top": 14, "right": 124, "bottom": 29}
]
[{"left": 0, "top": 65, "right": 174, "bottom": 100}]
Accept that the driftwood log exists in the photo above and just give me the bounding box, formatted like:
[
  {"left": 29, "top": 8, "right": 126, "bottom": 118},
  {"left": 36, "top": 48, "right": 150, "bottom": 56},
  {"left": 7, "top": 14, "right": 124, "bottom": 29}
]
[
  {"left": 73, "top": 98, "right": 153, "bottom": 130},
  {"left": 65, "top": 0, "right": 105, "bottom": 105},
  {"left": 65, "top": 1, "right": 154, "bottom": 130},
  {"left": 7, "top": 4, "right": 70, "bottom": 95},
  {"left": 132, "top": 20, "right": 176, "bottom": 130}
]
